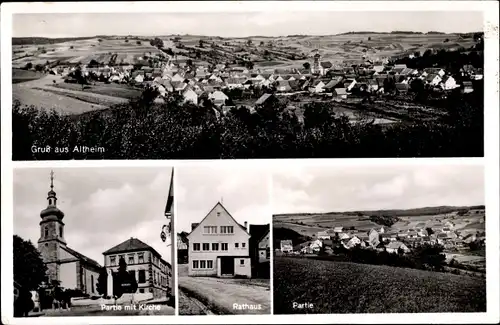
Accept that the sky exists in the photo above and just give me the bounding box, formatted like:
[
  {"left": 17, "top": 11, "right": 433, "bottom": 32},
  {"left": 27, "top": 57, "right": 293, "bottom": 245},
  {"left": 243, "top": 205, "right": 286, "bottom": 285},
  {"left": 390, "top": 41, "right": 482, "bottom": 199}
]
[
  {"left": 13, "top": 167, "right": 174, "bottom": 265},
  {"left": 272, "top": 164, "right": 485, "bottom": 214},
  {"left": 176, "top": 165, "right": 270, "bottom": 233},
  {"left": 12, "top": 11, "right": 483, "bottom": 38}
]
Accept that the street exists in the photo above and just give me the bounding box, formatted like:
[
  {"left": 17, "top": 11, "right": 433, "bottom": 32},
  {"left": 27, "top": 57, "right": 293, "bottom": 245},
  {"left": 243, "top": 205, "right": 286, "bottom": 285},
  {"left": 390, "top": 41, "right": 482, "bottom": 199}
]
[{"left": 179, "top": 276, "right": 270, "bottom": 314}]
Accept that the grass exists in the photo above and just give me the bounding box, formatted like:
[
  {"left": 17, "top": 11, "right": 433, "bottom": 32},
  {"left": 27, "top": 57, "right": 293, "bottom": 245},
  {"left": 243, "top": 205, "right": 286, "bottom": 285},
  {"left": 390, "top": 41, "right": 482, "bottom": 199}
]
[
  {"left": 274, "top": 257, "right": 486, "bottom": 314},
  {"left": 53, "top": 82, "right": 142, "bottom": 99},
  {"left": 12, "top": 68, "right": 44, "bottom": 84},
  {"left": 32, "top": 87, "right": 127, "bottom": 107}
]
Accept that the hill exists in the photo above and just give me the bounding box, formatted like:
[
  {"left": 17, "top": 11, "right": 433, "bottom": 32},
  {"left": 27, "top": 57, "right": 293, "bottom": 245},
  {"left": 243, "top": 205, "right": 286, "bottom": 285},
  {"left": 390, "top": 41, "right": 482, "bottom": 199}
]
[
  {"left": 274, "top": 257, "right": 486, "bottom": 314},
  {"left": 273, "top": 227, "right": 312, "bottom": 249}
]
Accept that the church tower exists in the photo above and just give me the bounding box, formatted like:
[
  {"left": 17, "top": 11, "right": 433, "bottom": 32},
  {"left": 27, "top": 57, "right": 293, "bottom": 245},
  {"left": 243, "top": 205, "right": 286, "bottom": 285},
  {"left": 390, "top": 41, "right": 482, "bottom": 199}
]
[
  {"left": 38, "top": 170, "right": 66, "bottom": 283},
  {"left": 312, "top": 52, "right": 321, "bottom": 75}
]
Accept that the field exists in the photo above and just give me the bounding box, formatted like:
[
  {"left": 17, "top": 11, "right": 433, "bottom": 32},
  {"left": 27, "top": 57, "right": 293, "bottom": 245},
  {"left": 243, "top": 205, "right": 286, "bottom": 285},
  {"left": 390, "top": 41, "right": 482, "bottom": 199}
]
[
  {"left": 273, "top": 206, "right": 485, "bottom": 236},
  {"left": 274, "top": 257, "right": 486, "bottom": 314},
  {"left": 12, "top": 68, "right": 45, "bottom": 84},
  {"left": 12, "top": 37, "right": 162, "bottom": 68}
]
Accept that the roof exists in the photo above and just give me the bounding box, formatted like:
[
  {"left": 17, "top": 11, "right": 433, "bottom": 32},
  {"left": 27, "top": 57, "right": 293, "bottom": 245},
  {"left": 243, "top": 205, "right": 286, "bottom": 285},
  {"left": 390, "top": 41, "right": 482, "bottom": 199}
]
[
  {"left": 320, "top": 61, "right": 333, "bottom": 69},
  {"left": 334, "top": 88, "right": 347, "bottom": 95},
  {"left": 63, "top": 246, "right": 102, "bottom": 269},
  {"left": 386, "top": 241, "right": 406, "bottom": 250},
  {"left": 103, "top": 237, "right": 158, "bottom": 257},
  {"left": 187, "top": 201, "right": 247, "bottom": 237},
  {"left": 249, "top": 224, "right": 270, "bottom": 243},
  {"left": 255, "top": 93, "right": 273, "bottom": 105}
]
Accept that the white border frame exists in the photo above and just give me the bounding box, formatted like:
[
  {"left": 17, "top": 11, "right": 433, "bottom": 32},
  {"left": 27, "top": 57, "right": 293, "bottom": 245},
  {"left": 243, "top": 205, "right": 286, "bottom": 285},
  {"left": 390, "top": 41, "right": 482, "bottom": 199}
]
[{"left": 1, "top": 1, "right": 499, "bottom": 324}]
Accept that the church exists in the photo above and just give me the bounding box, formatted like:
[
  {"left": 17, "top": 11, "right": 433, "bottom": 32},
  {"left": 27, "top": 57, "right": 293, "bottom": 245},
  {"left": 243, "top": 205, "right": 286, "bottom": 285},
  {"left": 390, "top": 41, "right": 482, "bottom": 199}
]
[{"left": 37, "top": 171, "right": 102, "bottom": 295}]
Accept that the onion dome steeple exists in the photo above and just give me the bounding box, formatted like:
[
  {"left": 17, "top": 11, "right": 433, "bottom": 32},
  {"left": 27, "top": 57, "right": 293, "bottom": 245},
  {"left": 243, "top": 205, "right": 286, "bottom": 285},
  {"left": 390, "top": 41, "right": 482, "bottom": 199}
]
[{"left": 40, "top": 170, "right": 64, "bottom": 220}]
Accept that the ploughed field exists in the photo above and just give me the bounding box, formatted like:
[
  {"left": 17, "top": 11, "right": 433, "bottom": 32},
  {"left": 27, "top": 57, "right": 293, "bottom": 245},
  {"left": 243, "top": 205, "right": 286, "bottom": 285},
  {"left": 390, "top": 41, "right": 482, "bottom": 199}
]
[{"left": 273, "top": 257, "right": 486, "bottom": 314}]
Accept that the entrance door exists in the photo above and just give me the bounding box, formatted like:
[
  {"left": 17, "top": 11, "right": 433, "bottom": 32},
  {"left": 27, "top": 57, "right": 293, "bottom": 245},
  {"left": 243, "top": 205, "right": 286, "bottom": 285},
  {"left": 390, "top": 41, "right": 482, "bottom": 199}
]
[{"left": 220, "top": 257, "right": 234, "bottom": 276}]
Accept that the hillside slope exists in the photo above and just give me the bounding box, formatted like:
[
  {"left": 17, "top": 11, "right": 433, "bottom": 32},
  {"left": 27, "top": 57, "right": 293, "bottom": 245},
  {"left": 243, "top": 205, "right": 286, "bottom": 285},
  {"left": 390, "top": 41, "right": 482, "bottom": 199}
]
[{"left": 274, "top": 257, "right": 486, "bottom": 314}]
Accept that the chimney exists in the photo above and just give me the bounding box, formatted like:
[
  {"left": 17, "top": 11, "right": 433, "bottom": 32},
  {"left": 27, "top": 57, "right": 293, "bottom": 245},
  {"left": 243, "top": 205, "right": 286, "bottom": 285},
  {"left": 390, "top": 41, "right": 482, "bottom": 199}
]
[{"left": 244, "top": 221, "right": 248, "bottom": 232}]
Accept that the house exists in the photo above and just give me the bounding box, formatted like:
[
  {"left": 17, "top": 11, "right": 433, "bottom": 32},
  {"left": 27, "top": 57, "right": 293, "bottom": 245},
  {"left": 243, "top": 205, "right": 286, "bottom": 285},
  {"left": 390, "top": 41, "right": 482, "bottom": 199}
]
[
  {"left": 209, "top": 90, "right": 229, "bottom": 106},
  {"left": 344, "top": 79, "right": 357, "bottom": 92},
  {"left": 309, "top": 80, "right": 326, "bottom": 93},
  {"left": 280, "top": 240, "right": 293, "bottom": 253},
  {"left": 395, "top": 83, "right": 409, "bottom": 92},
  {"left": 372, "top": 65, "right": 385, "bottom": 73},
  {"left": 171, "top": 73, "right": 185, "bottom": 82},
  {"left": 440, "top": 76, "right": 458, "bottom": 90},
  {"left": 385, "top": 241, "right": 410, "bottom": 254},
  {"left": 426, "top": 74, "right": 442, "bottom": 86},
  {"left": 183, "top": 88, "right": 198, "bottom": 105},
  {"left": 171, "top": 81, "right": 187, "bottom": 93},
  {"left": 424, "top": 68, "right": 445, "bottom": 77},
  {"left": 368, "top": 229, "right": 380, "bottom": 247},
  {"left": 317, "top": 231, "right": 331, "bottom": 240},
  {"left": 133, "top": 73, "right": 145, "bottom": 84},
  {"left": 343, "top": 236, "right": 362, "bottom": 249},
  {"left": 248, "top": 224, "right": 270, "bottom": 278},
  {"left": 338, "top": 232, "right": 350, "bottom": 240},
  {"left": 463, "top": 81, "right": 474, "bottom": 93},
  {"left": 177, "top": 233, "right": 189, "bottom": 264},
  {"left": 225, "top": 78, "right": 245, "bottom": 89},
  {"left": 255, "top": 93, "right": 278, "bottom": 107},
  {"left": 103, "top": 237, "right": 171, "bottom": 298},
  {"left": 187, "top": 202, "right": 251, "bottom": 278},
  {"left": 334, "top": 227, "right": 344, "bottom": 233},
  {"left": 276, "top": 80, "right": 292, "bottom": 92},
  {"left": 323, "top": 78, "right": 342, "bottom": 92},
  {"left": 367, "top": 79, "right": 379, "bottom": 92}
]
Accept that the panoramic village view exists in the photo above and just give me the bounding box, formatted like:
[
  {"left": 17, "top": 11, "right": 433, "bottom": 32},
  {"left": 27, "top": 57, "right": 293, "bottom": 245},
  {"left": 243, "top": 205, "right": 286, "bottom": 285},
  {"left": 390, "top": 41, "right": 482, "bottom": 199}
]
[
  {"left": 13, "top": 168, "right": 175, "bottom": 317},
  {"left": 176, "top": 166, "right": 271, "bottom": 315},
  {"left": 272, "top": 164, "right": 486, "bottom": 314},
  {"left": 12, "top": 12, "right": 484, "bottom": 160}
]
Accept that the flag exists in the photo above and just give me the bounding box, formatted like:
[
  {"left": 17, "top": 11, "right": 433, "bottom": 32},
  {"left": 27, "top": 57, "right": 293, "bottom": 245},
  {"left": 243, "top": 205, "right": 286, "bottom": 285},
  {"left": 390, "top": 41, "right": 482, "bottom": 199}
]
[{"left": 165, "top": 168, "right": 174, "bottom": 216}]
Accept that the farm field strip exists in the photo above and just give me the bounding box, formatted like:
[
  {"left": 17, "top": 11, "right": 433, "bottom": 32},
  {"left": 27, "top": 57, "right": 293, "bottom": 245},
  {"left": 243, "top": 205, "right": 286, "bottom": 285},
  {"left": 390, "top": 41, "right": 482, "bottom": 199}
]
[{"left": 274, "top": 257, "right": 486, "bottom": 314}]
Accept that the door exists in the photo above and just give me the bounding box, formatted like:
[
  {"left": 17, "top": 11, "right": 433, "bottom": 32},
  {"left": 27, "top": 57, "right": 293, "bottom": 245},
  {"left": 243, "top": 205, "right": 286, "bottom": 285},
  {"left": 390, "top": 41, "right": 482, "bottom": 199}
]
[{"left": 220, "top": 257, "right": 234, "bottom": 275}]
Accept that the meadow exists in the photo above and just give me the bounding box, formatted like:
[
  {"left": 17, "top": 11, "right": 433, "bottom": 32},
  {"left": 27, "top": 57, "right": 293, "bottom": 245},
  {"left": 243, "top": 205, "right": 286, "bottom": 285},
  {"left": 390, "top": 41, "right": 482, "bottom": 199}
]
[{"left": 273, "top": 257, "right": 486, "bottom": 314}]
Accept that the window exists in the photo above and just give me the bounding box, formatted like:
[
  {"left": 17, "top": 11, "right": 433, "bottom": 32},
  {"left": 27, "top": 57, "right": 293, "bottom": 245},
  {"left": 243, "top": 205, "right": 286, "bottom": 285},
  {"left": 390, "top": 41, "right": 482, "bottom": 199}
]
[
  {"left": 212, "top": 243, "right": 219, "bottom": 251},
  {"left": 59, "top": 226, "right": 63, "bottom": 238},
  {"left": 138, "top": 270, "right": 146, "bottom": 283},
  {"left": 119, "top": 255, "right": 124, "bottom": 263},
  {"left": 129, "top": 270, "right": 136, "bottom": 282},
  {"left": 128, "top": 255, "right": 135, "bottom": 265},
  {"left": 138, "top": 253, "right": 144, "bottom": 264},
  {"left": 240, "top": 259, "right": 245, "bottom": 265},
  {"left": 207, "top": 260, "right": 213, "bottom": 268},
  {"left": 242, "top": 243, "right": 246, "bottom": 248},
  {"left": 91, "top": 275, "right": 94, "bottom": 293},
  {"left": 44, "top": 227, "right": 48, "bottom": 238},
  {"left": 139, "top": 289, "right": 144, "bottom": 293},
  {"left": 193, "top": 243, "right": 201, "bottom": 251},
  {"left": 193, "top": 260, "right": 199, "bottom": 269},
  {"left": 266, "top": 248, "right": 270, "bottom": 258},
  {"left": 200, "top": 260, "right": 206, "bottom": 268},
  {"left": 235, "top": 243, "right": 239, "bottom": 248},
  {"left": 221, "top": 226, "right": 234, "bottom": 234},
  {"left": 202, "top": 243, "right": 210, "bottom": 251},
  {"left": 221, "top": 243, "right": 228, "bottom": 251},
  {"left": 153, "top": 271, "right": 157, "bottom": 285},
  {"left": 217, "top": 212, "right": 221, "bottom": 217},
  {"left": 110, "top": 256, "right": 116, "bottom": 266},
  {"left": 204, "top": 226, "right": 217, "bottom": 234}
]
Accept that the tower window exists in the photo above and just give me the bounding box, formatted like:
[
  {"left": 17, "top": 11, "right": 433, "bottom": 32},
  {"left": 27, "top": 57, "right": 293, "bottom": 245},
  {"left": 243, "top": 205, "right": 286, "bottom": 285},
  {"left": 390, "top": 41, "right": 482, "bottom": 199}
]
[
  {"left": 59, "top": 226, "right": 63, "bottom": 237},
  {"left": 44, "top": 227, "right": 49, "bottom": 238}
]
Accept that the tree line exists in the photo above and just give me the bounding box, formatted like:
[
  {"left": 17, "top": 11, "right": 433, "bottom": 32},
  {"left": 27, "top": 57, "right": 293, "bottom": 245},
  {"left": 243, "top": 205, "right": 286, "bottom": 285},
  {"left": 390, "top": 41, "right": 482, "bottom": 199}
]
[{"left": 12, "top": 77, "right": 483, "bottom": 160}]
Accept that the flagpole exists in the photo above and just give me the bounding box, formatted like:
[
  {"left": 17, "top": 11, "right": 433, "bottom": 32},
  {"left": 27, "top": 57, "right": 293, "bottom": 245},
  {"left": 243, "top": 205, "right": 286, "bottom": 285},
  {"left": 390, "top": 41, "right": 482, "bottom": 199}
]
[{"left": 170, "top": 169, "right": 176, "bottom": 304}]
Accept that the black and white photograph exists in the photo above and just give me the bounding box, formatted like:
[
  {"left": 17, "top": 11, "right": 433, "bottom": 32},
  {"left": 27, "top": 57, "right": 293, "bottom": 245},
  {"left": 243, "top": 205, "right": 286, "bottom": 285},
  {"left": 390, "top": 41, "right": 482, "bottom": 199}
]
[
  {"left": 10, "top": 8, "right": 484, "bottom": 160},
  {"left": 272, "top": 163, "right": 486, "bottom": 314},
  {"left": 12, "top": 167, "right": 176, "bottom": 317},
  {"left": 176, "top": 166, "right": 271, "bottom": 315}
]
